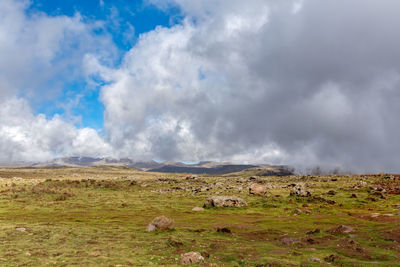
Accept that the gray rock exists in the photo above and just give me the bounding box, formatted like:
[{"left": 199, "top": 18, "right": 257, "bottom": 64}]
[
  {"left": 146, "top": 215, "right": 174, "bottom": 232},
  {"left": 328, "top": 225, "right": 354, "bottom": 235},
  {"left": 180, "top": 252, "right": 204, "bottom": 265},
  {"left": 290, "top": 184, "right": 311, "bottom": 197},
  {"left": 249, "top": 183, "right": 268, "bottom": 196},
  {"left": 204, "top": 196, "right": 247, "bottom": 208}
]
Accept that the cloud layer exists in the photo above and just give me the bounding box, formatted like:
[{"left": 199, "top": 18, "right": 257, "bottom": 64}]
[
  {"left": 0, "top": 0, "right": 113, "bottom": 162},
  {"left": 91, "top": 0, "right": 400, "bottom": 172},
  {"left": 1, "top": 0, "right": 400, "bottom": 172}
]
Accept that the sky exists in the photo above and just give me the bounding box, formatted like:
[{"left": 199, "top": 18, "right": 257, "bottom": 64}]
[{"left": 1, "top": 0, "right": 400, "bottom": 173}]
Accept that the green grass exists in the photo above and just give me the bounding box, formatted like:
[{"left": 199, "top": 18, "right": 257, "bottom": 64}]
[{"left": 0, "top": 168, "right": 399, "bottom": 266}]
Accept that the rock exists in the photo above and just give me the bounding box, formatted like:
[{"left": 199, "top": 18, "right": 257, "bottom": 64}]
[
  {"left": 353, "top": 181, "right": 367, "bottom": 189},
  {"left": 369, "top": 185, "right": 384, "bottom": 192},
  {"left": 306, "top": 228, "right": 320, "bottom": 235},
  {"left": 214, "top": 182, "right": 224, "bottom": 188},
  {"left": 166, "top": 238, "right": 184, "bottom": 247},
  {"left": 293, "top": 208, "right": 302, "bottom": 215},
  {"left": 327, "top": 190, "right": 337, "bottom": 195},
  {"left": 204, "top": 196, "right": 247, "bottom": 208},
  {"left": 180, "top": 252, "right": 204, "bottom": 265},
  {"left": 366, "top": 196, "right": 378, "bottom": 202},
  {"left": 324, "top": 254, "right": 340, "bottom": 263},
  {"left": 146, "top": 215, "right": 174, "bottom": 232},
  {"left": 15, "top": 227, "right": 26, "bottom": 232},
  {"left": 280, "top": 237, "right": 299, "bottom": 245},
  {"left": 328, "top": 225, "right": 354, "bottom": 235},
  {"left": 192, "top": 207, "right": 204, "bottom": 212},
  {"left": 217, "top": 227, "right": 231, "bottom": 234},
  {"left": 249, "top": 183, "right": 268, "bottom": 196},
  {"left": 303, "top": 209, "right": 311, "bottom": 214},
  {"left": 290, "top": 184, "right": 311, "bottom": 197},
  {"left": 309, "top": 257, "right": 321, "bottom": 263},
  {"left": 373, "top": 191, "right": 387, "bottom": 199},
  {"left": 350, "top": 193, "right": 358, "bottom": 198}
]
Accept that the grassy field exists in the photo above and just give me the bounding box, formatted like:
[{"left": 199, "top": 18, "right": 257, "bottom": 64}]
[{"left": 0, "top": 166, "right": 399, "bottom": 266}]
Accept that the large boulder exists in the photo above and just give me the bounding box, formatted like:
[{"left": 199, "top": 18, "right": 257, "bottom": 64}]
[
  {"left": 249, "top": 183, "right": 268, "bottom": 196},
  {"left": 146, "top": 215, "right": 174, "bottom": 232},
  {"left": 290, "top": 184, "right": 311, "bottom": 197},
  {"left": 204, "top": 196, "right": 247, "bottom": 208},
  {"left": 180, "top": 252, "right": 204, "bottom": 265}
]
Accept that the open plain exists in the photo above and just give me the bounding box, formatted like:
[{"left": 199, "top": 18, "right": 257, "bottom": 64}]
[{"left": 0, "top": 167, "right": 400, "bottom": 266}]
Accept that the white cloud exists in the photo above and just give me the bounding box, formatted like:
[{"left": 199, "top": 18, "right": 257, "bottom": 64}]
[
  {"left": 0, "top": 98, "right": 112, "bottom": 162},
  {"left": 90, "top": 0, "right": 400, "bottom": 172},
  {"left": 0, "top": 0, "right": 114, "bottom": 162},
  {"left": 2, "top": 0, "right": 400, "bottom": 173}
]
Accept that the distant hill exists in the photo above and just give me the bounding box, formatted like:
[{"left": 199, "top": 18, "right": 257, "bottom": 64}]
[
  {"left": 148, "top": 164, "right": 259, "bottom": 175},
  {"left": 0, "top": 157, "right": 294, "bottom": 176}
]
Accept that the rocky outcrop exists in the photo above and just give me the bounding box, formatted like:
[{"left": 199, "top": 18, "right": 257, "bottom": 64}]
[
  {"left": 146, "top": 215, "right": 174, "bottom": 232},
  {"left": 290, "top": 184, "right": 311, "bottom": 197},
  {"left": 180, "top": 252, "right": 204, "bottom": 264},
  {"left": 249, "top": 183, "right": 269, "bottom": 196},
  {"left": 204, "top": 196, "right": 247, "bottom": 208}
]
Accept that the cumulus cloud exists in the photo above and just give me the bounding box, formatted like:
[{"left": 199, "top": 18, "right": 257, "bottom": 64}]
[
  {"left": 0, "top": 98, "right": 113, "bottom": 162},
  {"left": 90, "top": 0, "right": 400, "bottom": 172},
  {"left": 2, "top": 0, "right": 400, "bottom": 172},
  {"left": 0, "top": 0, "right": 113, "bottom": 162}
]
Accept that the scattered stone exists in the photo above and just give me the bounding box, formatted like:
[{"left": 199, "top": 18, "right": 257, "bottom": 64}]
[
  {"left": 217, "top": 227, "right": 232, "bottom": 234},
  {"left": 180, "top": 252, "right": 204, "bottom": 265},
  {"left": 373, "top": 192, "right": 387, "bottom": 199},
  {"left": 350, "top": 193, "right": 358, "bottom": 198},
  {"left": 309, "top": 257, "right": 321, "bottom": 263},
  {"left": 324, "top": 254, "right": 340, "bottom": 263},
  {"left": 249, "top": 183, "right": 268, "bottom": 196},
  {"left": 306, "top": 228, "right": 320, "bottom": 235},
  {"left": 328, "top": 225, "right": 354, "bottom": 235},
  {"left": 293, "top": 208, "right": 302, "bottom": 215},
  {"left": 366, "top": 196, "right": 378, "bottom": 202},
  {"left": 204, "top": 196, "right": 247, "bottom": 208},
  {"left": 146, "top": 215, "right": 174, "bottom": 232},
  {"left": 280, "top": 237, "right": 299, "bottom": 245},
  {"left": 330, "top": 178, "right": 338, "bottom": 182},
  {"left": 369, "top": 185, "right": 385, "bottom": 192},
  {"left": 166, "top": 238, "right": 184, "bottom": 247},
  {"left": 290, "top": 184, "right": 311, "bottom": 197},
  {"left": 15, "top": 227, "right": 26, "bottom": 232},
  {"left": 327, "top": 190, "right": 337, "bottom": 195},
  {"left": 306, "top": 238, "right": 317, "bottom": 244},
  {"left": 302, "top": 203, "right": 309, "bottom": 207},
  {"left": 192, "top": 207, "right": 204, "bottom": 212},
  {"left": 353, "top": 181, "right": 367, "bottom": 189}
]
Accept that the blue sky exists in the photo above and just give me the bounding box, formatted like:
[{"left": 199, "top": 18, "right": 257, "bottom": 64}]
[
  {"left": 1, "top": 0, "right": 399, "bottom": 171},
  {"left": 30, "top": 0, "right": 181, "bottom": 130}
]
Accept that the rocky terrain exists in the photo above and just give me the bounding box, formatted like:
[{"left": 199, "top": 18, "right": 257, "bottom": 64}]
[{"left": 0, "top": 167, "right": 399, "bottom": 266}]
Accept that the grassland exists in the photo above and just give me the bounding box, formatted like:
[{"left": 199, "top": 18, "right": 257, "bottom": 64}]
[{"left": 0, "top": 166, "right": 399, "bottom": 266}]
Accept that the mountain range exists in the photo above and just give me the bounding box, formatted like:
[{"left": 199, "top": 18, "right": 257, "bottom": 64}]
[{"left": 0, "top": 157, "right": 294, "bottom": 176}]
